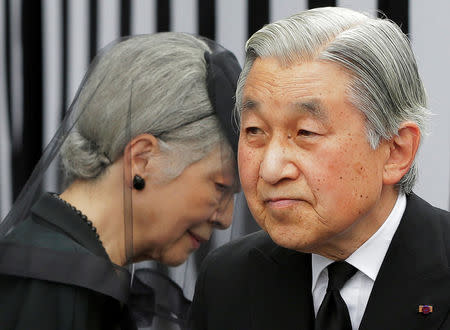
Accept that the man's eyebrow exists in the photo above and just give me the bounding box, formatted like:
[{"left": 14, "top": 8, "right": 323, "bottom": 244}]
[
  {"left": 241, "top": 99, "right": 259, "bottom": 112},
  {"left": 293, "top": 99, "right": 328, "bottom": 121}
]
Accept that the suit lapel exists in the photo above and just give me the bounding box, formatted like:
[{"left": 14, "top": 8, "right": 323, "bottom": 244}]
[
  {"left": 360, "top": 194, "right": 450, "bottom": 330},
  {"left": 248, "top": 244, "right": 315, "bottom": 330}
]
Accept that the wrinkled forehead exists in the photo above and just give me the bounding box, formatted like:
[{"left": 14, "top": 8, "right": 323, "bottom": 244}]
[
  {"left": 240, "top": 57, "right": 353, "bottom": 118},
  {"left": 241, "top": 97, "right": 330, "bottom": 124}
]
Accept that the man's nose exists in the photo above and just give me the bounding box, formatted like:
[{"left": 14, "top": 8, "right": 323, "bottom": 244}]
[
  {"left": 209, "top": 195, "right": 234, "bottom": 230},
  {"left": 259, "top": 137, "right": 300, "bottom": 185}
]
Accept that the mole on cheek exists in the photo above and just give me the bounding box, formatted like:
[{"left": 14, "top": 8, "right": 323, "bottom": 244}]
[{"left": 353, "top": 163, "right": 364, "bottom": 174}]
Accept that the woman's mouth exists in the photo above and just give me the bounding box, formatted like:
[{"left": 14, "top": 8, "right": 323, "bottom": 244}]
[{"left": 188, "top": 231, "right": 207, "bottom": 249}]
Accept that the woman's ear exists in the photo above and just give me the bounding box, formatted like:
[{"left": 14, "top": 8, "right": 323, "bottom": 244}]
[
  {"left": 123, "top": 134, "right": 161, "bottom": 188},
  {"left": 382, "top": 122, "right": 420, "bottom": 186}
]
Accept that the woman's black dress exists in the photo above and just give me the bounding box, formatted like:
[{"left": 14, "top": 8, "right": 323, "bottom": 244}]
[
  {"left": 0, "top": 193, "right": 192, "bottom": 330},
  {"left": 0, "top": 193, "right": 132, "bottom": 330}
]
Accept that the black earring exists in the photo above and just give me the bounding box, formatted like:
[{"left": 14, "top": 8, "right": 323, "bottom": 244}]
[{"left": 133, "top": 175, "right": 145, "bottom": 190}]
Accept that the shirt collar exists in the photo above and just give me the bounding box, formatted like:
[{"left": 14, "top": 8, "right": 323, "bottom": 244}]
[{"left": 311, "top": 193, "right": 406, "bottom": 289}]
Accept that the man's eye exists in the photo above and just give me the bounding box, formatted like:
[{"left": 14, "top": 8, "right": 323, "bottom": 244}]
[
  {"left": 246, "top": 127, "right": 263, "bottom": 135},
  {"left": 297, "top": 129, "right": 316, "bottom": 137},
  {"left": 244, "top": 126, "right": 266, "bottom": 147}
]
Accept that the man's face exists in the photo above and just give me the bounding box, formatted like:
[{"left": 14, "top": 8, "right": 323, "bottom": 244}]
[{"left": 238, "top": 57, "right": 395, "bottom": 258}]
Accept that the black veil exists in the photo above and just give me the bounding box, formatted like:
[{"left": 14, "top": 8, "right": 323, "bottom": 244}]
[
  {"left": 0, "top": 33, "right": 241, "bottom": 329},
  {"left": 0, "top": 37, "right": 132, "bottom": 306},
  {"left": 128, "top": 36, "right": 242, "bottom": 329}
]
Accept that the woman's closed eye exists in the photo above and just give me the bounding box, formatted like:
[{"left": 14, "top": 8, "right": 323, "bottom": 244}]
[{"left": 215, "top": 182, "right": 231, "bottom": 193}]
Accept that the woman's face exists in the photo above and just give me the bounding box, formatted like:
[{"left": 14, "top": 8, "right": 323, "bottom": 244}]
[{"left": 133, "top": 146, "right": 237, "bottom": 266}]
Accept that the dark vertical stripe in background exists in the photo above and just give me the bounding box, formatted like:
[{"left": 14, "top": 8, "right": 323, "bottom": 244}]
[
  {"left": 378, "top": 0, "right": 409, "bottom": 34},
  {"left": 308, "top": 0, "right": 337, "bottom": 9},
  {"left": 198, "top": 0, "right": 215, "bottom": 40},
  {"left": 89, "top": 0, "right": 98, "bottom": 61},
  {"left": 17, "top": 0, "right": 43, "bottom": 198},
  {"left": 4, "top": 0, "right": 11, "bottom": 132},
  {"left": 157, "top": 0, "right": 170, "bottom": 32},
  {"left": 248, "top": 0, "right": 269, "bottom": 38},
  {"left": 120, "top": 0, "right": 131, "bottom": 37},
  {"left": 62, "top": 0, "right": 68, "bottom": 116}
]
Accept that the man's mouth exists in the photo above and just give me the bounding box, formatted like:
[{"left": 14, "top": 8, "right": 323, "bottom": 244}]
[{"left": 264, "top": 197, "right": 302, "bottom": 208}]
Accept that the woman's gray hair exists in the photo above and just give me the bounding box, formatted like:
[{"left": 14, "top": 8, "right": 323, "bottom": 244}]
[
  {"left": 235, "top": 7, "right": 429, "bottom": 194},
  {"left": 61, "top": 32, "right": 231, "bottom": 182}
]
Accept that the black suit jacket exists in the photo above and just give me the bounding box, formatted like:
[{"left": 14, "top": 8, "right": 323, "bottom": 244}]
[{"left": 190, "top": 194, "right": 450, "bottom": 329}]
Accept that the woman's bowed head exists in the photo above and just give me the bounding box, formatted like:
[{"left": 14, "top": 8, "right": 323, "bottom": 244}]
[
  {"left": 58, "top": 33, "right": 240, "bottom": 267},
  {"left": 0, "top": 32, "right": 241, "bottom": 329}
]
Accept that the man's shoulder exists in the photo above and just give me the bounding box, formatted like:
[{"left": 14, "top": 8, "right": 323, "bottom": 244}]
[
  {"left": 407, "top": 193, "right": 450, "bottom": 228},
  {"left": 404, "top": 193, "right": 450, "bottom": 261}
]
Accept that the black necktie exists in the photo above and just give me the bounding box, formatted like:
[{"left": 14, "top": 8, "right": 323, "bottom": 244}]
[{"left": 315, "top": 261, "right": 357, "bottom": 330}]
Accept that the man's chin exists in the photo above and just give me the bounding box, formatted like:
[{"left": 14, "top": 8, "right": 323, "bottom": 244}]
[{"left": 265, "top": 225, "right": 317, "bottom": 253}]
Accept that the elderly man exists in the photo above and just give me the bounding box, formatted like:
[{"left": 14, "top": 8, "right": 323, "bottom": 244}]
[{"left": 189, "top": 7, "right": 450, "bottom": 330}]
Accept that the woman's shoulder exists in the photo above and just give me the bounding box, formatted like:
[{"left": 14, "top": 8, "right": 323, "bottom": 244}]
[
  {"left": 0, "top": 270, "right": 121, "bottom": 330},
  {"left": 4, "top": 214, "right": 90, "bottom": 254},
  {"left": 0, "top": 214, "right": 123, "bottom": 329}
]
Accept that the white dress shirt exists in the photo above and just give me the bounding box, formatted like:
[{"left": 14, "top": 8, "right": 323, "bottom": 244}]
[{"left": 311, "top": 193, "right": 406, "bottom": 330}]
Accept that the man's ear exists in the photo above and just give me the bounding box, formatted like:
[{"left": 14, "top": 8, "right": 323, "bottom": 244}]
[
  {"left": 383, "top": 122, "right": 420, "bottom": 185},
  {"left": 122, "top": 134, "right": 160, "bottom": 188}
]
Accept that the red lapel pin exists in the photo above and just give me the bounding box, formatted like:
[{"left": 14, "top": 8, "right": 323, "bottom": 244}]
[{"left": 418, "top": 305, "right": 433, "bottom": 314}]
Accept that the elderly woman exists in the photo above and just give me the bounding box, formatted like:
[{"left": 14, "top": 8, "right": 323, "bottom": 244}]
[{"left": 0, "top": 32, "right": 241, "bottom": 329}]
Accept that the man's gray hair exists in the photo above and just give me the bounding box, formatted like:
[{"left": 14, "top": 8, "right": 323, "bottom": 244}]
[
  {"left": 235, "top": 7, "right": 429, "bottom": 193},
  {"left": 61, "top": 32, "right": 231, "bottom": 182}
]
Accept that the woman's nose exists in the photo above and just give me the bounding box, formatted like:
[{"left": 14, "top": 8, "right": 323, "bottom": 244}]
[{"left": 210, "top": 195, "right": 234, "bottom": 229}]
